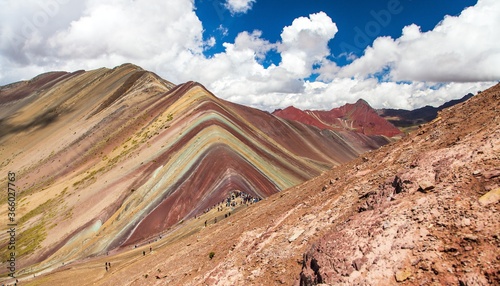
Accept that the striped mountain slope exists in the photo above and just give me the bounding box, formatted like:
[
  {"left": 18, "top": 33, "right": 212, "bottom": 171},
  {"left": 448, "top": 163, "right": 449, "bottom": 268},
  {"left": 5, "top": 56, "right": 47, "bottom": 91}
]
[{"left": 0, "top": 64, "right": 391, "bottom": 274}]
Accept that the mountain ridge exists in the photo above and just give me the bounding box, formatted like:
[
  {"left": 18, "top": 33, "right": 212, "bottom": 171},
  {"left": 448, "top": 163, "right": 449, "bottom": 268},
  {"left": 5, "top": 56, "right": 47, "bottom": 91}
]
[
  {"left": 377, "top": 93, "right": 475, "bottom": 130},
  {"left": 273, "top": 99, "right": 403, "bottom": 137}
]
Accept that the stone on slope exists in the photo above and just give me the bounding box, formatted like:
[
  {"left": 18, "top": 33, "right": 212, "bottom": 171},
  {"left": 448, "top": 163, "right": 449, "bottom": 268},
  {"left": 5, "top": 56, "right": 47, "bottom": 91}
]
[
  {"left": 395, "top": 268, "right": 412, "bottom": 282},
  {"left": 288, "top": 228, "right": 305, "bottom": 243},
  {"left": 478, "top": 188, "right": 500, "bottom": 206}
]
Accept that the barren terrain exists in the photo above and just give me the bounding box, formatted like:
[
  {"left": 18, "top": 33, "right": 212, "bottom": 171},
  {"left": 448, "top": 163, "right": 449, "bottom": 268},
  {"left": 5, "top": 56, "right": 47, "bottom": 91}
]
[{"left": 6, "top": 81, "right": 498, "bottom": 285}]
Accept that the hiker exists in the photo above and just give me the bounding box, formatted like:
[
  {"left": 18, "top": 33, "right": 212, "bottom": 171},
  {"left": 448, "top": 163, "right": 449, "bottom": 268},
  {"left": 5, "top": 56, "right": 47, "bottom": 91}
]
[
  {"left": 204, "top": 220, "right": 207, "bottom": 227},
  {"left": 143, "top": 251, "right": 146, "bottom": 256},
  {"left": 150, "top": 247, "right": 152, "bottom": 252}
]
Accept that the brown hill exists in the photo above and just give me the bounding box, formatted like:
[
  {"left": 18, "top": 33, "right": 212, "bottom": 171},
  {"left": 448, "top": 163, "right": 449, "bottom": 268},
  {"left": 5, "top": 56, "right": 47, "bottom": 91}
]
[
  {"left": 0, "top": 64, "right": 391, "bottom": 282},
  {"left": 11, "top": 78, "right": 499, "bottom": 286},
  {"left": 273, "top": 99, "right": 403, "bottom": 137}
]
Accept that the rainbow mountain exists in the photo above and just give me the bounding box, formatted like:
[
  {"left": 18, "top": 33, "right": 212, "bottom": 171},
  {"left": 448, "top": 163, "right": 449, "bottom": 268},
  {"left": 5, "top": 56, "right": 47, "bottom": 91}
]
[{"left": 0, "top": 64, "right": 393, "bottom": 273}]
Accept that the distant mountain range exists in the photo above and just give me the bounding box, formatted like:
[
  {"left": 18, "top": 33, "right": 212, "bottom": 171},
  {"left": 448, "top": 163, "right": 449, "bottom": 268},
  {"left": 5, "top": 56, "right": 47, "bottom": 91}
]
[
  {"left": 273, "top": 94, "right": 475, "bottom": 136},
  {"left": 273, "top": 99, "right": 403, "bottom": 137},
  {"left": 377, "top": 93, "right": 474, "bottom": 129}
]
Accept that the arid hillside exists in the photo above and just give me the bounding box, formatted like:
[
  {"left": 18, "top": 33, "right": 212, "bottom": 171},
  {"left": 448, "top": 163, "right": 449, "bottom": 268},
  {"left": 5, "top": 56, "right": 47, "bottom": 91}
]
[
  {"left": 0, "top": 64, "right": 394, "bottom": 281},
  {"left": 8, "top": 81, "right": 498, "bottom": 285}
]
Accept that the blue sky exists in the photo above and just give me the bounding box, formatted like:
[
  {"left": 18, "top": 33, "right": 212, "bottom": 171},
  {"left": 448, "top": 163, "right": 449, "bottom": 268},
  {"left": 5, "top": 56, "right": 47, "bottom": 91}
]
[
  {"left": 197, "top": 0, "right": 477, "bottom": 67},
  {"left": 0, "top": 0, "right": 498, "bottom": 111}
]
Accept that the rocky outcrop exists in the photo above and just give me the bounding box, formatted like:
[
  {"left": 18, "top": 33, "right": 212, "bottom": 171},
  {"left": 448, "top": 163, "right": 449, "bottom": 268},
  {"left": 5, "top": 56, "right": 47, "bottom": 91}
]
[{"left": 299, "top": 84, "right": 500, "bottom": 285}]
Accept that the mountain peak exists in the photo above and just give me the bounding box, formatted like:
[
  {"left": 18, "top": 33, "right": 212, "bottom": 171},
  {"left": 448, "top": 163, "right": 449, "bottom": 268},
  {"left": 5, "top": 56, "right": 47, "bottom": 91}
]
[
  {"left": 114, "top": 62, "right": 144, "bottom": 71},
  {"left": 281, "top": 105, "right": 302, "bottom": 112},
  {"left": 355, "top": 98, "right": 370, "bottom": 106}
]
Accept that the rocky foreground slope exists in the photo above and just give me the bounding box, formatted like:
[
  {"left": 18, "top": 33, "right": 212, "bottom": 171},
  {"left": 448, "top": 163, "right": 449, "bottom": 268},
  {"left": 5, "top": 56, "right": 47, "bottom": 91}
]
[
  {"left": 13, "top": 83, "right": 499, "bottom": 285},
  {"left": 0, "top": 64, "right": 393, "bottom": 279},
  {"left": 299, "top": 84, "right": 500, "bottom": 285}
]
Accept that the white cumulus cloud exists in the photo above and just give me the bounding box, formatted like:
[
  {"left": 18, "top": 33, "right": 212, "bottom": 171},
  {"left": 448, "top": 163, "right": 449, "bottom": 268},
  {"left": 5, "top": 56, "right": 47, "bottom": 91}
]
[
  {"left": 178, "top": 12, "right": 339, "bottom": 109},
  {"left": 0, "top": 0, "right": 206, "bottom": 84},
  {"left": 278, "top": 12, "right": 338, "bottom": 77},
  {"left": 224, "top": 0, "right": 256, "bottom": 15},
  {"left": 335, "top": 0, "right": 500, "bottom": 82}
]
